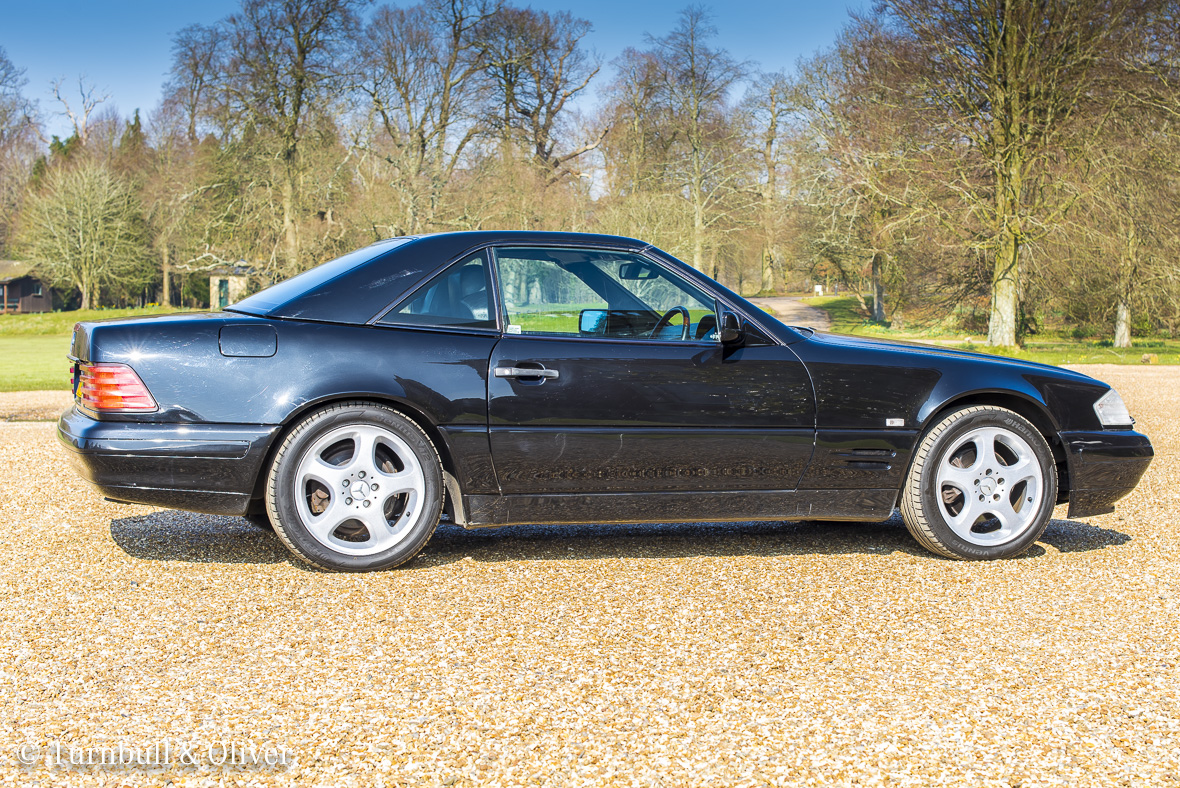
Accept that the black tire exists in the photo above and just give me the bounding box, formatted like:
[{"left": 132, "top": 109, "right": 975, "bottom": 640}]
[
  {"left": 265, "top": 402, "right": 444, "bottom": 572},
  {"left": 900, "top": 406, "right": 1057, "bottom": 560}
]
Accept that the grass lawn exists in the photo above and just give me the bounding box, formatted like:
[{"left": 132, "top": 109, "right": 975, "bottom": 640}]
[
  {"left": 0, "top": 336, "right": 74, "bottom": 392},
  {"left": 801, "top": 295, "right": 1180, "bottom": 365},
  {"left": 0, "top": 307, "right": 193, "bottom": 392},
  {"left": 0, "top": 306, "right": 190, "bottom": 336}
]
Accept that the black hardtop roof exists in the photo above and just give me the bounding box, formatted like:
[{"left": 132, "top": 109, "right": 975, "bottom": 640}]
[
  {"left": 378, "top": 230, "right": 650, "bottom": 252},
  {"left": 230, "top": 231, "right": 651, "bottom": 323}
]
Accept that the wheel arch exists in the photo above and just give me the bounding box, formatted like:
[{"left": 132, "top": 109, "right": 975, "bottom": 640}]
[
  {"left": 248, "top": 393, "right": 464, "bottom": 515},
  {"left": 918, "top": 390, "right": 1070, "bottom": 500}
]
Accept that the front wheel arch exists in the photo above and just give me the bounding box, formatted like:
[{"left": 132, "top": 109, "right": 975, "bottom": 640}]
[
  {"left": 917, "top": 391, "right": 1069, "bottom": 501},
  {"left": 901, "top": 405, "right": 1058, "bottom": 559}
]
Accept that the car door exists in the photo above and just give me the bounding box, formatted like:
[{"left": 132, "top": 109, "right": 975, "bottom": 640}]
[{"left": 486, "top": 245, "right": 815, "bottom": 496}]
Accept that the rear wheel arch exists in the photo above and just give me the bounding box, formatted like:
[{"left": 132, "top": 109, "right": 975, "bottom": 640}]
[
  {"left": 250, "top": 395, "right": 462, "bottom": 508},
  {"left": 265, "top": 401, "right": 445, "bottom": 570},
  {"left": 918, "top": 392, "right": 1069, "bottom": 500}
]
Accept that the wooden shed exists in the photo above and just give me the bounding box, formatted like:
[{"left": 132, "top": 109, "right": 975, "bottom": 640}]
[{"left": 0, "top": 260, "right": 52, "bottom": 314}]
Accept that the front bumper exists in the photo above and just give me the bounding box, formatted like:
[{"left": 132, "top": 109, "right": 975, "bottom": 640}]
[
  {"left": 58, "top": 406, "right": 280, "bottom": 515},
  {"left": 1061, "top": 429, "right": 1153, "bottom": 518}
]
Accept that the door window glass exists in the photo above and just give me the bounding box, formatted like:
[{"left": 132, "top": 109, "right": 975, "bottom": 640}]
[
  {"left": 380, "top": 253, "right": 495, "bottom": 329},
  {"left": 493, "top": 247, "right": 717, "bottom": 341}
]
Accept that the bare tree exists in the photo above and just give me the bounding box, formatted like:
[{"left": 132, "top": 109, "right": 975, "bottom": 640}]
[
  {"left": 794, "top": 16, "right": 930, "bottom": 322},
  {"left": 355, "top": 0, "right": 497, "bottom": 233},
  {"left": 607, "top": 7, "right": 746, "bottom": 276},
  {"left": 51, "top": 77, "right": 109, "bottom": 147},
  {"left": 478, "top": 6, "right": 603, "bottom": 179},
  {"left": 1061, "top": 109, "right": 1180, "bottom": 347},
  {"left": 202, "top": 0, "right": 367, "bottom": 272},
  {"left": 655, "top": 7, "right": 746, "bottom": 276},
  {"left": 0, "top": 47, "right": 40, "bottom": 254},
  {"left": 20, "top": 158, "right": 149, "bottom": 308},
  {"left": 598, "top": 47, "right": 673, "bottom": 197},
  {"left": 742, "top": 71, "right": 794, "bottom": 295},
  {"left": 0, "top": 48, "right": 35, "bottom": 138},
  {"left": 882, "top": 0, "right": 1159, "bottom": 346},
  {"left": 165, "top": 24, "right": 224, "bottom": 143}
]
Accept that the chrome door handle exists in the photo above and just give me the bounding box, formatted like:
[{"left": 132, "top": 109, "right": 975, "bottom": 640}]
[{"left": 494, "top": 366, "right": 559, "bottom": 379}]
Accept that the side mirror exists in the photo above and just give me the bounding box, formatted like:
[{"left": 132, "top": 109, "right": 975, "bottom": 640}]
[
  {"left": 719, "top": 310, "right": 743, "bottom": 344},
  {"left": 579, "top": 308, "right": 609, "bottom": 335}
]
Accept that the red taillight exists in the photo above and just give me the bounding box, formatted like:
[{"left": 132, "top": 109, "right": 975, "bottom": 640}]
[{"left": 76, "top": 362, "right": 158, "bottom": 412}]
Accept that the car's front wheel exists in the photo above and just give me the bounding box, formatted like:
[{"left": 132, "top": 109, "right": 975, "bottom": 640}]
[
  {"left": 266, "top": 402, "right": 443, "bottom": 571},
  {"left": 901, "top": 406, "right": 1057, "bottom": 560}
]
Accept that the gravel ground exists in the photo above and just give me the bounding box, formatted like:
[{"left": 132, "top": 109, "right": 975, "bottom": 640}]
[
  {"left": 0, "top": 365, "right": 1177, "bottom": 787},
  {"left": 0, "top": 391, "right": 71, "bottom": 422}
]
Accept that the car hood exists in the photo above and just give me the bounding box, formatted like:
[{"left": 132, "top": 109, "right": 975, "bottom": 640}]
[{"left": 802, "top": 330, "right": 1099, "bottom": 383}]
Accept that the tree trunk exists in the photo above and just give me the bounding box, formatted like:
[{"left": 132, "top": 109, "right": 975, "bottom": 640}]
[
  {"left": 987, "top": 102, "right": 1024, "bottom": 347},
  {"left": 161, "top": 245, "right": 172, "bottom": 307},
  {"left": 1114, "top": 227, "right": 1137, "bottom": 349},
  {"left": 761, "top": 247, "right": 775, "bottom": 294},
  {"left": 692, "top": 200, "right": 705, "bottom": 275},
  {"left": 1114, "top": 297, "right": 1131, "bottom": 348},
  {"left": 870, "top": 251, "right": 886, "bottom": 323},
  {"left": 281, "top": 171, "right": 300, "bottom": 271},
  {"left": 987, "top": 226, "right": 1020, "bottom": 347}
]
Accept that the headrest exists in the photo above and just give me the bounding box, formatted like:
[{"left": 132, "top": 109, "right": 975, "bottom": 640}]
[{"left": 459, "top": 265, "right": 484, "bottom": 296}]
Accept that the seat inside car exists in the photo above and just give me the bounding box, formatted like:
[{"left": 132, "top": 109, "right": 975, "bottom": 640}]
[{"left": 458, "top": 264, "right": 489, "bottom": 321}]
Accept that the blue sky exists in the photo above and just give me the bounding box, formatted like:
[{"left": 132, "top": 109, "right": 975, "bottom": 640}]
[{"left": 3, "top": 0, "right": 865, "bottom": 140}]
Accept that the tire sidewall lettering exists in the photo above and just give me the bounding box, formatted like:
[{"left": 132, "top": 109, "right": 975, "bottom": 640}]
[{"left": 908, "top": 407, "right": 1057, "bottom": 560}]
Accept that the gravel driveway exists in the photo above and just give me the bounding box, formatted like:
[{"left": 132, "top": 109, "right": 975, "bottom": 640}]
[{"left": 1, "top": 365, "right": 1176, "bottom": 786}]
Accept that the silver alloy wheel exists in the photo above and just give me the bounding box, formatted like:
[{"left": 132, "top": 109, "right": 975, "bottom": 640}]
[
  {"left": 935, "top": 426, "right": 1044, "bottom": 546},
  {"left": 293, "top": 423, "right": 425, "bottom": 556}
]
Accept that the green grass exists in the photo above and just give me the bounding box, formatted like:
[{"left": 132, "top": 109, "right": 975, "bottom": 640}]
[
  {"left": 950, "top": 339, "right": 1180, "bottom": 366},
  {"left": 0, "top": 336, "right": 74, "bottom": 391},
  {"left": 803, "top": 296, "right": 885, "bottom": 335},
  {"left": 510, "top": 306, "right": 713, "bottom": 336},
  {"left": 0, "top": 307, "right": 194, "bottom": 392},
  {"left": 510, "top": 308, "right": 591, "bottom": 335},
  {"left": 0, "top": 306, "right": 192, "bottom": 336},
  {"left": 800, "top": 295, "right": 1180, "bottom": 365}
]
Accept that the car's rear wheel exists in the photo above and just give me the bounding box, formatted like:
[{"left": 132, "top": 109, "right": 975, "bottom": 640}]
[
  {"left": 901, "top": 406, "right": 1057, "bottom": 560},
  {"left": 266, "top": 402, "right": 443, "bottom": 571}
]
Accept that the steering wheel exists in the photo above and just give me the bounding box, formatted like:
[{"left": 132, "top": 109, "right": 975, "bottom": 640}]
[{"left": 650, "top": 306, "right": 690, "bottom": 340}]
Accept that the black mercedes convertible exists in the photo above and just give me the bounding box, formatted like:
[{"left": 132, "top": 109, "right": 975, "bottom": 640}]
[{"left": 59, "top": 231, "right": 1153, "bottom": 571}]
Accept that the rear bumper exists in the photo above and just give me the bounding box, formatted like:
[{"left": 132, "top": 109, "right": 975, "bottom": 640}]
[
  {"left": 57, "top": 406, "right": 279, "bottom": 516},
  {"left": 1061, "top": 429, "right": 1153, "bottom": 518}
]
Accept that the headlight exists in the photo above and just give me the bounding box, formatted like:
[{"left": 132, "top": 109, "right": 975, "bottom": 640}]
[{"left": 1093, "top": 388, "right": 1134, "bottom": 428}]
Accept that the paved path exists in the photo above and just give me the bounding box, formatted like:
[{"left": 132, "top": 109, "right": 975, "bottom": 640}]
[{"left": 747, "top": 296, "right": 832, "bottom": 331}]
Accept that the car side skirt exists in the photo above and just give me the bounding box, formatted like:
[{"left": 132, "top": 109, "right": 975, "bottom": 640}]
[{"left": 459, "top": 488, "right": 900, "bottom": 527}]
